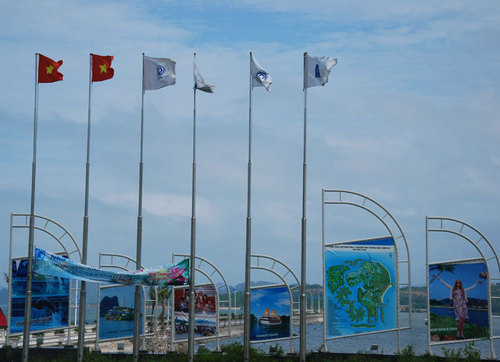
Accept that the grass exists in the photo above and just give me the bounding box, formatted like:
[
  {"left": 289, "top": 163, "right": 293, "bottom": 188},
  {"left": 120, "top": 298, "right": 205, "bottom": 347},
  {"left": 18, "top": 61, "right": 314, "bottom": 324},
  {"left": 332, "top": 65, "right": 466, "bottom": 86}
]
[{"left": 429, "top": 313, "right": 489, "bottom": 341}]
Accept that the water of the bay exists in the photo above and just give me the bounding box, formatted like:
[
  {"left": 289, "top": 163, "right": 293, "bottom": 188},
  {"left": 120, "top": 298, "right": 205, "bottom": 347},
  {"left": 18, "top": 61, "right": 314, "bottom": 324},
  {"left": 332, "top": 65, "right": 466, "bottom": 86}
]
[{"left": 201, "top": 312, "right": 500, "bottom": 359}]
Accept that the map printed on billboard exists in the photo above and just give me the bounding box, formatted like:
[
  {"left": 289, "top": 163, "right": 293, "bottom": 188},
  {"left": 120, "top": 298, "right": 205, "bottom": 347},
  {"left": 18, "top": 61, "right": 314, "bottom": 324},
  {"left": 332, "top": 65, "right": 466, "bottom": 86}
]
[
  {"left": 10, "top": 258, "right": 70, "bottom": 334},
  {"left": 99, "top": 285, "right": 142, "bottom": 340},
  {"left": 429, "top": 261, "right": 489, "bottom": 343},
  {"left": 174, "top": 285, "right": 217, "bottom": 340},
  {"left": 325, "top": 237, "right": 397, "bottom": 338},
  {"left": 250, "top": 286, "right": 291, "bottom": 342}
]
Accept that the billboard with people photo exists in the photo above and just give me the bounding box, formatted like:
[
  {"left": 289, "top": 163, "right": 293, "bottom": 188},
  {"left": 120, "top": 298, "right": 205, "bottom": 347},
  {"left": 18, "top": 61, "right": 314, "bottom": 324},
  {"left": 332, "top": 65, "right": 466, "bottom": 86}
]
[
  {"left": 429, "top": 260, "right": 489, "bottom": 342},
  {"left": 174, "top": 285, "right": 217, "bottom": 340}
]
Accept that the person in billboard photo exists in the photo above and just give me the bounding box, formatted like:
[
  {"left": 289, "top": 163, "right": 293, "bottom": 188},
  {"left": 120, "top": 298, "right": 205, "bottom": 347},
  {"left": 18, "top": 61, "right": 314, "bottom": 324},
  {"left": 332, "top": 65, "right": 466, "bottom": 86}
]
[{"left": 433, "top": 274, "right": 483, "bottom": 339}]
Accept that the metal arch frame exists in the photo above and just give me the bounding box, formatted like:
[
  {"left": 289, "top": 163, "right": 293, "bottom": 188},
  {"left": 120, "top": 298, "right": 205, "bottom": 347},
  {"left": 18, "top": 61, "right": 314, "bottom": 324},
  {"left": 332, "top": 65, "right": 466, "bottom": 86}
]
[
  {"left": 8, "top": 213, "right": 81, "bottom": 346},
  {"left": 426, "top": 216, "right": 500, "bottom": 359},
  {"left": 250, "top": 254, "right": 300, "bottom": 354},
  {"left": 170, "top": 253, "right": 232, "bottom": 352},
  {"left": 321, "top": 189, "right": 413, "bottom": 353},
  {"left": 95, "top": 253, "right": 148, "bottom": 349},
  {"left": 10, "top": 213, "right": 82, "bottom": 260}
]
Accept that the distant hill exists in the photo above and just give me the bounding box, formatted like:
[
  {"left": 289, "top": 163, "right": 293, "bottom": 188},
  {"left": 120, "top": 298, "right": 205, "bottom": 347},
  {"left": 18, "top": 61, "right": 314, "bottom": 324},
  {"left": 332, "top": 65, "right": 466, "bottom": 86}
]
[{"left": 232, "top": 281, "right": 274, "bottom": 292}]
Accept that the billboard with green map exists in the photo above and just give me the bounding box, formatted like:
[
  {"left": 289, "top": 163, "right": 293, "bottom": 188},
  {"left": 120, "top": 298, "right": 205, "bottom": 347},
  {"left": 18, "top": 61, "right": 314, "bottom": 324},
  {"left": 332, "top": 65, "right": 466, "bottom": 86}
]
[{"left": 324, "top": 237, "right": 397, "bottom": 338}]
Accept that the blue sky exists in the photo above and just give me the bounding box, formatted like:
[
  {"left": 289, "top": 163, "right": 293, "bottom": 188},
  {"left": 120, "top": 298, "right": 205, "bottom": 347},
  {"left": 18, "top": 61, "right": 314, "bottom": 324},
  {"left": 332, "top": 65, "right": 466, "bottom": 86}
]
[
  {"left": 429, "top": 262, "right": 488, "bottom": 301},
  {"left": 251, "top": 286, "right": 290, "bottom": 317},
  {"left": 1, "top": 0, "right": 500, "bottom": 288}
]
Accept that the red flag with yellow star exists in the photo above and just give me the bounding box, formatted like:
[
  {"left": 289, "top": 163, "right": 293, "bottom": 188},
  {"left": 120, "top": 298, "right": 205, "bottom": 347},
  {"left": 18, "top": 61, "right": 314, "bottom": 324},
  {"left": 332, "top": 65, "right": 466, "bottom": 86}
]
[
  {"left": 38, "top": 54, "right": 63, "bottom": 83},
  {"left": 92, "top": 54, "right": 114, "bottom": 82}
]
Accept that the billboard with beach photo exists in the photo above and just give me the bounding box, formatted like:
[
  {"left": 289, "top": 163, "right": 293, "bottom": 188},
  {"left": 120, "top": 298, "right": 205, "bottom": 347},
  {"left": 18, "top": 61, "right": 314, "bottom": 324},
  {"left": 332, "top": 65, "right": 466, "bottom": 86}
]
[
  {"left": 429, "top": 260, "right": 489, "bottom": 342},
  {"left": 98, "top": 285, "right": 142, "bottom": 341}
]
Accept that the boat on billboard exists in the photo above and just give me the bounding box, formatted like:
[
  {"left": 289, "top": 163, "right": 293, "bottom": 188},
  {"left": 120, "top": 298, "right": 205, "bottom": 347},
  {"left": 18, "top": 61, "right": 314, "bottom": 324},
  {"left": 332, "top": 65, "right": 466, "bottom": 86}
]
[{"left": 250, "top": 286, "right": 291, "bottom": 341}]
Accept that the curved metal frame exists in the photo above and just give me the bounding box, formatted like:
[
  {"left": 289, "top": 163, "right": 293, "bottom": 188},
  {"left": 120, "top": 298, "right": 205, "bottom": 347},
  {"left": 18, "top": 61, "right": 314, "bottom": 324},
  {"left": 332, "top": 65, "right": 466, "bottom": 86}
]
[
  {"left": 7, "top": 213, "right": 81, "bottom": 346},
  {"left": 95, "top": 253, "right": 148, "bottom": 349},
  {"left": 250, "top": 254, "right": 300, "bottom": 354},
  {"left": 426, "top": 216, "right": 500, "bottom": 359},
  {"left": 170, "top": 254, "right": 232, "bottom": 352},
  {"left": 322, "top": 189, "right": 412, "bottom": 353}
]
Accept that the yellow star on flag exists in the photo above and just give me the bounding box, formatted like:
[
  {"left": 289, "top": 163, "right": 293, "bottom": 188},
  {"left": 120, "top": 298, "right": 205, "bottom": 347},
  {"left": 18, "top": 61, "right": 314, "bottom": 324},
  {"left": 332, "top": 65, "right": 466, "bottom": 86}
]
[
  {"left": 46, "top": 64, "right": 54, "bottom": 74},
  {"left": 100, "top": 64, "right": 107, "bottom": 73}
]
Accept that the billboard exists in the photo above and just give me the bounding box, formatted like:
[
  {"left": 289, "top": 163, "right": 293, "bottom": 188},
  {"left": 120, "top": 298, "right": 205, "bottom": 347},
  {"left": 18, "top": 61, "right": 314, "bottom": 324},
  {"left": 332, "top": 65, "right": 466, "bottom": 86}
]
[
  {"left": 250, "top": 286, "right": 291, "bottom": 341},
  {"left": 324, "top": 237, "right": 397, "bottom": 338},
  {"left": 99, "top": 285, "right": 142, "bottom": 340},
  {"left": 174, "top": 285, "right": 216, "bottom": 340},
  {"left": 429, "top": 261, "right": 489, "bottom": 342},
  {"left": 10, "top": 258, "right": 70, "bottom": 334}
]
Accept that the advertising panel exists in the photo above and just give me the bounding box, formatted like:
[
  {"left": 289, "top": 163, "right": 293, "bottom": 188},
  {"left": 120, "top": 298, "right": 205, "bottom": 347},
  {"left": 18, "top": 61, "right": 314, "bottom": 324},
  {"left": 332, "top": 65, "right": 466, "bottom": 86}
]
[
  {"left": 429, "top": 261, "right": 489, "bottom": 342},
  {"left": 10, "top": 258, "right": 69, "bottom": 334},
  {"left": 99, "top": 285, "right": 142, "bottom": 340},
  {"left": 34, "top": 247, "right": 189, "bottom": 287},
  {"left": 174, "top": 285, "right": 216, "bottom": 340},
  {"left": 325, "top": 237, "right": 397, "bottom": 338},
  {"left": 250, "top": 286, "right": 291, "bottom": 342}
]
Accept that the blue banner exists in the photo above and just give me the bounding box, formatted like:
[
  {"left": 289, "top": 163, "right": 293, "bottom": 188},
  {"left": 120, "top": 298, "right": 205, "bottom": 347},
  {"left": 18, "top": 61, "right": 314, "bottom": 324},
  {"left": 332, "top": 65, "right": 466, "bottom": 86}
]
[{"left": 34, "top": 248, "right": 189, "bottom": 287}]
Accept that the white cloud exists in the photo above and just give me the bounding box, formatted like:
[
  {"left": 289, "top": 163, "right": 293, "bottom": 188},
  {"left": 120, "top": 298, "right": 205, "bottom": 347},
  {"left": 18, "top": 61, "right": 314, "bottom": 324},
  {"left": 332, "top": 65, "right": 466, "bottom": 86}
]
[
  {"left": 102, "top": 192, "right": 217, "bottom": 223},
  {"left": 1, "top": 0, "right": 500, "bottom": 288}
]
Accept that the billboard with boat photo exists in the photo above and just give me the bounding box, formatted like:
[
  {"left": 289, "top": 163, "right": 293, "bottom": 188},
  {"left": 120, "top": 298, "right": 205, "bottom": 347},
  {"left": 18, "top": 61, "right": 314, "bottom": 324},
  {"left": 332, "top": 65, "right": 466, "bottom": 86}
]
[{"left": 250, "top": 286, "right": 291, "bottom": 342}]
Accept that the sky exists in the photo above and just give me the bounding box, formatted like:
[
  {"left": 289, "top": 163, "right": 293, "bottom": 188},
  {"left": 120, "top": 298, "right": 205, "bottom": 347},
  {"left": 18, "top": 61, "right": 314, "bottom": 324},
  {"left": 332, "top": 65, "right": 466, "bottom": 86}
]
[
  {"left": 429, "top": 262, "right": 488, "bottom": 301},
  {"left": 251, "top": 286, "right": 290, "bottom": 317},
  {"left": 1, "top": 0, "right": 500, "bottom": 290}
]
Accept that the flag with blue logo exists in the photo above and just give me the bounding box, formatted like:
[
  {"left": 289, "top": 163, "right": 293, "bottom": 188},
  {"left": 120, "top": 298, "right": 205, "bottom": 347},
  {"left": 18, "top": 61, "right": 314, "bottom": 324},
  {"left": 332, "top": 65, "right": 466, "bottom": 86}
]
[
  {"left": 143, "top": 55, "right": 176, "bottom": 90},
  {"left": 305, "top": 55, "right": 337, "bottom": 89},
  {"left": 250, "top": 53, "right": 272, "bottom": 91},
  {"left": 194, "top": 58, "right": 214, "bottom": 93}
]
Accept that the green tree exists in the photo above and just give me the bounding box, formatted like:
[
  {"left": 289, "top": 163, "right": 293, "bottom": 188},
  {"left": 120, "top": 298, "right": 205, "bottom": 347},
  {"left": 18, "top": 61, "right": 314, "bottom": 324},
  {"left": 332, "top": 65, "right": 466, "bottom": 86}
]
[
  {"left": 157, "top": 286, "right": 172, "bottom": 322},
  {"left": 429, "top": 264, "right": 455, "bottom": 285}
]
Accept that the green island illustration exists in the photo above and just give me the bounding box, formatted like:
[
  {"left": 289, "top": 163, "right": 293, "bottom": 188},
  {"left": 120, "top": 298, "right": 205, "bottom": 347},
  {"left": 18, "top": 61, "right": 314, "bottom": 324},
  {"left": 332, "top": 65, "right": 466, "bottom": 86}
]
[{"left": 327, "top": 259, "right": 393, "bottom": 328}]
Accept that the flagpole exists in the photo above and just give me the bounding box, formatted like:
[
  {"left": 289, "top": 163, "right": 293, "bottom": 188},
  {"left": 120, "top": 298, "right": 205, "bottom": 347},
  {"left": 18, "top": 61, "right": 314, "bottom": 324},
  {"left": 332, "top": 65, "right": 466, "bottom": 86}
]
[
  {"left": 188, "top": 52, "right": 198, "bottom": 362},
  {"left": 243, "top": 51, "right": 253, "bottom": 362},
  {"left": 22, "top": 52, "right": 40, "bottom": 362},
  {"left": 133, "top": 53, "right": 146, "bottom": 362},
  {"left": 77, "top": 53, "right": 93, "bottom": 362},
  {"left": 299, "top": 51, "right": 308, "bottom": 362}
]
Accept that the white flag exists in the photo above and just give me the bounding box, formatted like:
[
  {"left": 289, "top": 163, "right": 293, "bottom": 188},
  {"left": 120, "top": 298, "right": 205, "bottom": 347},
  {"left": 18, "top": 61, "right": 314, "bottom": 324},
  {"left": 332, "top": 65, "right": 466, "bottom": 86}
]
[
  {"left": 305, "top": 55, "right": 337, "bottom": 89},
  {"left": 193, "top": 58, "right": 214, "bottom": 93},
  {"left": 143, "top": 55, "right": 176, "bottom": 91},
  {"left": 250, "top": 53, "right": 272, "bottom": 91}
]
